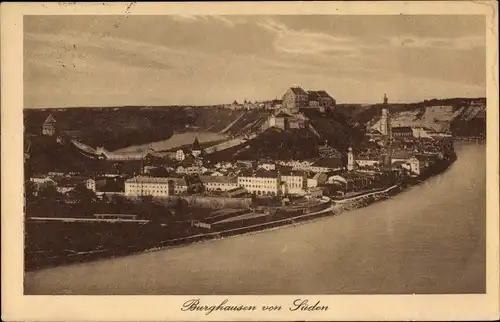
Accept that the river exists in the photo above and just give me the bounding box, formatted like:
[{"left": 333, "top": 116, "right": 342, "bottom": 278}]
[
  {"left": 24, "top": 143, "right": 486, "bottom": 295},
  {"left": 112, "top": 131, "right": 228, "bottom": 154}
]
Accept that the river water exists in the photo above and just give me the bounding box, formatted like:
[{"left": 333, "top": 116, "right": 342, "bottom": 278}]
[{"left": 24, "top": 143, "right": 486, "bottom": 295}]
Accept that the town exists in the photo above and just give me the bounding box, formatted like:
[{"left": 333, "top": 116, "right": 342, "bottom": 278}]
[{"left": 24, "top": 86, "right": 457, "bottom": 270}]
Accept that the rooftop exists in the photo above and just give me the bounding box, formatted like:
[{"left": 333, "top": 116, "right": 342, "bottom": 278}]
[
  {"left": 312, "top": 157, "right": 343, "bottom": 168},
  {"left": 289, "top": 87, "right": 308, "bottom": 96},
  {"left": 43, "top": 114, "right": 56, "bottom": 124},
  {"left": 239, "top": 169, "right": 279, "bottom": 178},
  {"left": 199, "top": 175, "right": 238, "bottom": 184},
  {"left": 125, "top": 175, "right": 183, "bottom": 185},
  {"left": 307, "top": 90, "right": 333, "bottom": 100}
]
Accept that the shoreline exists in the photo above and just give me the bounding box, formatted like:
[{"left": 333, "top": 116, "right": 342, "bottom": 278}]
[{"left": 25, "top": 156, "right": 453, "bottom": 272}]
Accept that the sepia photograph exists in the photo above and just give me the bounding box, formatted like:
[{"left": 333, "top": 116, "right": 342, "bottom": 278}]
[{"left": 2, "top": 1, "right": 499, "bottom": 321}]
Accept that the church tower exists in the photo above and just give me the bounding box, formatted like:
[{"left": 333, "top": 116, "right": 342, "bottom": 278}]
[
  {"left": 191, "top": 136, "right": 202, "bottom": 157},
  {"left": 379, "top": 93, "right": 390, "bottom": 136},
  {"left": 347, "top": 146, "right": 355, "bottom": 171}
]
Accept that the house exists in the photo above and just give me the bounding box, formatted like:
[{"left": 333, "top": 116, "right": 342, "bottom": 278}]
[
  {"left": 30, "top": 175, "right": 57, "bottom": 194},
  {"left": 86, "top": 178, "right": 107, "bottom": 192},
  {"left": 411, "top": 127, "right": 433, "bottom": 139},
  {"left": 307, "top": 90, "right": 336, "bottom": 109},
  {"left": 199, "top": 175, "right": 239, "bottom": 192},
  {"left": 258, "top": 163, "right": 276, "bottom": 171},
  {"left": 124, "top": 176, "right": 172, "bottom": 197},
  {"left": 328, "top": 172, "right": 371, "bottom": 192},
  {"left": 391, "top": 150, "right": 415, "bottom": 163},
  {"left": 282, "top": 87, "right": 309, "bottom": 113},
  {"left": 175, "top": 149, "right": 186, "bottom": 161},
  {"left": 392, "top": 126, "right": 413, "bottom": 138},
  {"left": 176, "top": 165, "right": 208, "bottom": 175},
  {"left": 307, "top": 172, "right": 328, "bottom": 188},
  {"left": 167, "top": 177, "right": 188, "bottom": 194},
  {"left": 309, "top": 157, "right": 343, "bottom": 173},
  {"left": 279, "top": 170, "right": 308, "bottom": 195},
  {"left": 42, "top": 114, "right": 57, "bottom": 136},
  {"left": 237, "top": 170, "right": 281, "bottom": 196},
  {"left": 355, "top": 155, "right": 381, "bottom": 168},
  {"left": 406, "top": 156, "right": 423, "bottom": 175}
]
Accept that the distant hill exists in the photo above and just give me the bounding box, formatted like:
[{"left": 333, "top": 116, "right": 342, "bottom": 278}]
[{"left": 24, "top": 96, "right": 486, "bottom": 172}]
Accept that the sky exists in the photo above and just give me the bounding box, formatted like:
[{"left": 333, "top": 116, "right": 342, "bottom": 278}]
[{"left": 24, "top": 15, "right": 486, "bottom": 108}]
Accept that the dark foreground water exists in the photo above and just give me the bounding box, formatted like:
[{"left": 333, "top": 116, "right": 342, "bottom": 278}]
[{"left": 24, "top": 143, "right": 486, "bottom": 295}]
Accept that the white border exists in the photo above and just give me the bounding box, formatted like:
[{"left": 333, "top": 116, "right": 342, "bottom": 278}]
[{"left": 1, "top": 2, "right": 499, "bottom": 321}]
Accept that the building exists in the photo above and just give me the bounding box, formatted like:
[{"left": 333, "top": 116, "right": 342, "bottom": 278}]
[
  {"left": 307, "top": 90, "right": 336, "bottom": 109},
  {"left": 328, "top": 172, "right": 372, "bottom": 192},
  {"left": 391, "top": 150, "right": 415, "bottom": 163},
  {"left": 307, "top": 172, "right": 328, "bottom": 188},
  {"left": 86, "top": 178, "right": 107, "bottom": 192},
  {"left": 355, "top": 155, "right": 381, "bottom": 168},
  {"left": 282, "top": 87, "right": 309, "bottom": 113},
  {"left": 258, "top": 163, "right": 276, "bottom": 171},
  {"left": 222, "top": 187, "right": 248, "bottom": 198},
  {"left": 199, "top": 175, "right": 239, "bottom": 192},
  {"left": 237, "top": 170, "right": 281, "bottom": 196},
  {"left": 280, "top": 170, "right": 307, "bottom": 195},
  {"left": 192, "top": 137, "right": 202, "bottom": 157},
  {"left": 168, "top": 177, "right": 188, "bottom": 194},
  {"left": 407, "top": 156, "right": 423, "bottom": 175},
  {"left": 392, "top": 126, "right": 414, "bottom": 138},
  {"left": 379, "top": 94, "right": 392, "bottom": 139},
  {"left": 124, "top": 176, "right": 172, "bottom": 197},
  {"left": 347, "top": 147, "right": 355, "bottom": 171},
  {"left": 42, "top": 114, "right": 57, "bottom": 136},
  {"left": 308, "top": 157, "right": 343, "bottom": 173},
  {"left": 175, "top": 149, "right": 186, "bottom": 161}
]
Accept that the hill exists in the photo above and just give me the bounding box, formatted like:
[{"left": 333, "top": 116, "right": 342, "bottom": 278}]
[{"left": 207, "top": 127, "right": 323, "bottom": 161}]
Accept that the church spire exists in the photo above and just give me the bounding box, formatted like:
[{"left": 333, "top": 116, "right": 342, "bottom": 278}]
[{"left": 192, "top": 136, "right": 201, "bottom": 151}]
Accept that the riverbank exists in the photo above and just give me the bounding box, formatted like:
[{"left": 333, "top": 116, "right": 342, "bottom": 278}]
[{"left": 25, "top": 154, "right": 457, "bottom": 272}]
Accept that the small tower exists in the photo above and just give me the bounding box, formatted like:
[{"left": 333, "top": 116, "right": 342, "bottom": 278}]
[
  {"left": 347, "top": 146, "right": 355, "bottom": 171},
  {"left": 42, "top": 114, "right": 57, "bottom": 136}
]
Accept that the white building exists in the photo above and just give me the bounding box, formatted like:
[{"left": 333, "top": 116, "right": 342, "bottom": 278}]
[
  {"left": 86, "top": 178, "right": 107, "bottom": 192},
  {"left": 258, "top": 163, "right": 276, "bottom": 171},
  {"left": 355, "top": 155, "right": 380, "bottom": 167},
  {"left": 125, "top": 176, "right": 172, "bottom": 197},
  {"left": 175, "top": 149, "right": 186, "bottom": 161},
  {"left": 280, "top": 170, "right": 307, "bottom": 195},
  {"left": 407, "top": 156, "right": 423, "bottom": 175},
  {"left": 237, "top": 170, "right": 281, "bottom": 196},
  {"left": 199, "top": 176, "right": 239, "bottom": 192}
]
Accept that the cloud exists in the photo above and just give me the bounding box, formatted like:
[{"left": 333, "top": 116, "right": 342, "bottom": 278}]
[
  {"left": 169, "top": 15, "right": 247, "bottom": 27},
  {"left": 257, "top": 18, "right": 369, "bottom": 56},
  {"left": 387, "top": 35, "right": 485, "bottom": 50}
]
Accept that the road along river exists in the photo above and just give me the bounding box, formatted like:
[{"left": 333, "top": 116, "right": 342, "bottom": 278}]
[{"left": 24, "top": 142, "right": 485, "bottom": 295}]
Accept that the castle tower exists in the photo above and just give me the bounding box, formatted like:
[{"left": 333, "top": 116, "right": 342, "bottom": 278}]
[{"left": 347, "top": 146, "right": 355, "bottom": 171}]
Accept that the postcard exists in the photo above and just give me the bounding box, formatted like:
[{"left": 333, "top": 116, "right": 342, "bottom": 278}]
[{"left": 1, "top": 1, "right": 499, "bottom": 321}]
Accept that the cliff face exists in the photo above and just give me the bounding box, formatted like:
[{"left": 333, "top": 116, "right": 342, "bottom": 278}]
[{"left": 356, "top": 98, "right": 486, "bottom": 137}]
